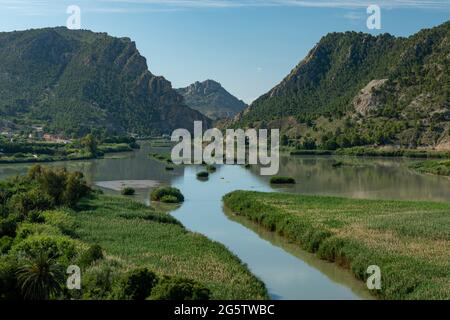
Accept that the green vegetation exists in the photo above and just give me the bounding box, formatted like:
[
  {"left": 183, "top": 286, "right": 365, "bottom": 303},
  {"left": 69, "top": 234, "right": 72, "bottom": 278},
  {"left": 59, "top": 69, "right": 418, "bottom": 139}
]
[
  {"left": 206, "top": 165, "right": 217, "bottom": 173},
  {"left": 121, "top": 187, "right": 135, "bottom": 196},
  {"left": 409, "top": 160, "right": 450, "bottom": 176},
  {"left": 149, "top": 277, "right": 210, "bottom": 300},
  {"left": 233, "top": 22, "right": 450, "bottom": 151},
  {"left": 0, "top": 135, "right": 139, "bottom": 164},
  {"left": 196, "top": 171, "right": 209, "bottom": 179},
  {"left": 150, "top": 187, "right": 184, "bottom": 204},
  {"left": 74, "top": 195, "right": 268, "bottom": 299},
  {"left": 269, "top": 176, "right": 296, "bottom": 184},
  {"left": 0, "top": 166, "right": 267, "bottom": 300},
  {"left": 224, "top": 191, "right": 450, "bottom": 300}
]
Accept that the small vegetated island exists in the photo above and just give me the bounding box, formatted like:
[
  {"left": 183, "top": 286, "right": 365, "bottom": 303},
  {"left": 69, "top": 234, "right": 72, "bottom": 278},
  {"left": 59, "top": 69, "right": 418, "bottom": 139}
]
[
  {"left": 409, "top": 160, "right": 450, "bottom": 177},
  {"left": 0, "top": 166, "right": 267, "bottom": 300},
  {"left": 224, "top": 191, "right": 450, "bottom": 300}
]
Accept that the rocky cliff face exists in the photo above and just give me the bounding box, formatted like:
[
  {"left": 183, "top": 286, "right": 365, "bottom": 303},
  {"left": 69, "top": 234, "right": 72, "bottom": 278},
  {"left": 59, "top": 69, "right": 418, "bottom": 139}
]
[
  {"left": 0, "top": 27, "right": 210, "bottom": 136},
  {"left": 177, "top": 80, "right": 247, "bottom": 120}
]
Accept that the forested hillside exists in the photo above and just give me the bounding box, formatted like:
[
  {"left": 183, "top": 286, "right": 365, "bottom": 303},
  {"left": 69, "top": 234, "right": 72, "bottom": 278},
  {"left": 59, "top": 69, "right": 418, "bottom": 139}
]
[
  {"left": 0, "top": 27, "right": 210, "bottom": 137},
  {"left": 233, "top": 21, "right": 449, "bottom": 150}
]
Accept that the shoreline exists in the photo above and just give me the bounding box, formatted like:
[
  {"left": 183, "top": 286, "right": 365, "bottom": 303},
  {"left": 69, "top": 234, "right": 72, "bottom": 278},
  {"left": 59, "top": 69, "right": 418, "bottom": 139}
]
[{"left": 223, "top": 191, "right": 450, "bottom": 300}]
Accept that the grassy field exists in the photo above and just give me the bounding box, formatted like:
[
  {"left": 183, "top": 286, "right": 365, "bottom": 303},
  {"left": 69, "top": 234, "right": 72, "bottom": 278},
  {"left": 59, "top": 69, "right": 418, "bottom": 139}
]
[
  {"left": 73, "top": 195, "right": 268, "bottom": 300},
  {"left": 223, "top": 191, "right": 450, "bottom": 300},
  {"left": 409, "top": 160, "right": 450, "bottom": 176}
]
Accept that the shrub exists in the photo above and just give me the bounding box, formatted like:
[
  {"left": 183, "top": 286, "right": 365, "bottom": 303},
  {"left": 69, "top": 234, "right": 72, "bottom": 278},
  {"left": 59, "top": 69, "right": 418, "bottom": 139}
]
[
  {"left": 0, "top": 256, "right": 20, "bottom": 300},
  {"left": 149, "top": 277, "right": 210, "bottom": 300},
  {"left": 121, "top": 187, "right": 135, "bottom": 196},
  {"left": 63, "top": 172, "right": 90, "bottom": 207},
  {"left": 150, "top": 187, "right": 184, "bottom": 203},
  {"left": 8, "top": 189, "right": 54, "bottom": 217},
  {"left": 196, "top": 171, "right": 209, "bottom": 179},
  {"left": 78, "top": 244, "right": 103, "bottom": 269},
  {"left": 0, "top": 217, "right": 18, "bottom": 238},
  {"left": 269, "top": 176, "right": 296, "bottom": 184},
  {"left": 42, "top": 210, "right": 77, "bottom": 235},
  {"left": 27, "top": 165, "right": 90, "bottom": 207},
  {"left": 11, "top": 234, "right": 81, "bottom": 266},
  {"left": 160, "top": 195, "right": 179, "bottom": 204},
  {"left": 205, "top": 165, "right": 216, "bottom": 173},
  {"left": 15, "top": 223, "right": 62, "bottom": 241},
  {"left": 0, "top": 236, "right": 13, "bottom": 254},
  {"left": 82, "top": 259, "right": 121, "bottom": 300},
  {"left": 165, "top": 166, "right": 174, "bottom": 171},
  {"left": 116, "top": 268, "right": 157, "bottom": 300}
]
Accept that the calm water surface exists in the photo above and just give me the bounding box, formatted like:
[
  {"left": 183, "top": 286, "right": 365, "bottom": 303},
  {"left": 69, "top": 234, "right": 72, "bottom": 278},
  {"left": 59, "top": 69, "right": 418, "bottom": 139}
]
[{"left": 2, "top": 143, "right": 450, "bottom": 299}]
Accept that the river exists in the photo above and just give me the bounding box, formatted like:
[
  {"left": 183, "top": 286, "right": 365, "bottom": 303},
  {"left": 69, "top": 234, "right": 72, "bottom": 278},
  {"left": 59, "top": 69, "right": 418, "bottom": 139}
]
[{"left": 1, "top": 142, "right": 450, "bottom": 299}]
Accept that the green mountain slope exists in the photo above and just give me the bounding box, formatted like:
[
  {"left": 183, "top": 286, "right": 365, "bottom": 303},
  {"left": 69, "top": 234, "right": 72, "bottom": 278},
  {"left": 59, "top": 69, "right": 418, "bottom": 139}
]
[
  {"left": 234, "top": 21, "right": 449, "bottom": 150},
  {"left": 0, "top": 27, "right": 210, "bottom": 137},
  {"left": 177, "top": 80, "right": 247, "bottom": 120}
]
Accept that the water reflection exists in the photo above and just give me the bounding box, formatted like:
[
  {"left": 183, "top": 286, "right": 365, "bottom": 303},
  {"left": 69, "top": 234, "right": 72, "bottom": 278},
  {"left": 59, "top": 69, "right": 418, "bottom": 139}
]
[{"left": 2, "top": 145, "right": 450, "bottom": 299}]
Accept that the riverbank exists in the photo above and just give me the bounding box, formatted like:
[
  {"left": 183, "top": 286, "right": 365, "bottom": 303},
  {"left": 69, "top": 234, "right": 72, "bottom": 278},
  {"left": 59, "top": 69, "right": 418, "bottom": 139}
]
[
  {"left": 409, "top": 160, "right": 450, "bottom": 177},
  {"left": 223, "top": 191, "right": 450, "bottom": 300},
  {"left": 291, "top": 147, "right": 450, "bottom": 159},
  {"left": 0, "top": 142, "right": 135, "bottom": 164},
  {"left": 74, "top": 195, "right": 268, "bottom": 300}
]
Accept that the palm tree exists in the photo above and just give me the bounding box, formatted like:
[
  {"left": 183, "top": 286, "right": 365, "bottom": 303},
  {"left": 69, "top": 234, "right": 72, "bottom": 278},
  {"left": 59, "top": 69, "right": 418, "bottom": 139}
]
[{"left": 16, "top": 251, "right": 65, "bottom": 300}]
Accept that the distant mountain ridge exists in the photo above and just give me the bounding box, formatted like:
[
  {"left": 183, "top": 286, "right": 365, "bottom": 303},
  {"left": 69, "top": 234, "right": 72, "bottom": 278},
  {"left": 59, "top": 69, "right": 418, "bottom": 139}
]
[
  {"left": 177, "top": 80, "right": 247, "bottom": 120},
  {"left": 233, "top": 21, "right": 450, "bottom": 150},
  {"left": 0, "top": 27, "right": 210, "bottom": 137}
]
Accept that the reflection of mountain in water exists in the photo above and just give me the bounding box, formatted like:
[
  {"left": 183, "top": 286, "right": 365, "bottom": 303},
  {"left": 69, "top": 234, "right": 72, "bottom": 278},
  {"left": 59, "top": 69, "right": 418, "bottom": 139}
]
[{"left": 248, "top": 155, "right": 450, "bottom": 202}]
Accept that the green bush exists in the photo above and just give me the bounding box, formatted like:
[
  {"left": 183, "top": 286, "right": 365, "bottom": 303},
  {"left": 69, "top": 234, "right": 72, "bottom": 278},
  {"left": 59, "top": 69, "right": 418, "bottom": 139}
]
[
  {"left": 205, "top": 165, "right": 216, "bottom": 173},
  {"left": 82, "top": 259, "right": 121, "bottom": 300},
  {"left": 196, "top": 171, "right": 209, "bottom": 179},
  {"left": 269, "top": 176, "right": 296, "bottom": 184},
  {"left": 149, "top": 277, "right": 210, "bottom": 300},
  {"left": 121, "top": 187, "right": 135, "bottom": 196},
  {"left": 0, "top": 217, "right": 18, "bottom": 238},
  {"left": 15, "top": 223, "right": 62, "bottom": 241},
  {"left": 0, "top": 256, "right": 20, "bottom": 300},
  {"left": 27, "top": 165, "right": 90, "bottom": 207},
  {"left": 42, "top": 210, "right": 77, "bottom": 235},
  {"left": 78, "top": 244, "right": 103, "bottom": 269},
  {"left": 165, "top": 166, "right": 175, "bottom": 171},
  {"left": 160, "top": 195, "right": 179, "bottom": 204},
  {"left": 0, "top": 236, "right": 13, "bottom": 254},
  {"left": 8, "top": 189, "right": 54, "bottom": 217},
  {"left": 116, "top": 268, "right": 157, "bottom": 300},
  {"left": 150, "top": 187, "right": 184, "bottom": 203},
  {"left": 11, "top": 234, "right": 81, "bottom": 266}
]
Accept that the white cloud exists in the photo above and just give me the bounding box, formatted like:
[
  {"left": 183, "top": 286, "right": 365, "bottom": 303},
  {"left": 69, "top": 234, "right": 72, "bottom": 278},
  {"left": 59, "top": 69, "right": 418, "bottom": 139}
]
[
  {"left": 0, "top": 0, "right": 448, "bottom": 16},
  {"left": 99, "top": 0, "right": 450, "bottom": 9}
]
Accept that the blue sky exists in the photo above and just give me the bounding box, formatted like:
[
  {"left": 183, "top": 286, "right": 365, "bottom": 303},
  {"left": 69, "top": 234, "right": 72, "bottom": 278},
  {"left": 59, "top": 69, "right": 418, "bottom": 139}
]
[{"left": 0, "top": 1, "right": 449, "bottom": 103}]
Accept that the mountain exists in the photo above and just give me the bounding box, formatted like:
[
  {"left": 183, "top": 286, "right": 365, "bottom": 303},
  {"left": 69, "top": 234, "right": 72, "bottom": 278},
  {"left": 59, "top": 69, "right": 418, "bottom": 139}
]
[
  {"left": 177, "top": 80, "right": 247, "bottom": 120},
  {"left": 0, "top": 27, "right": 210, "bottom": 137},
  {"left": 233, "top": 21, "right": 450, "bottom": 150}
]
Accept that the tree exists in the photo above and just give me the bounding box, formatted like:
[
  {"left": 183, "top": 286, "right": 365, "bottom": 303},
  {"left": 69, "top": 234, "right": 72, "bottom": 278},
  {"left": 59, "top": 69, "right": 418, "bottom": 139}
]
[
  {"left": 81, "top": 134, "right": 98, "bottom": 156},
  {"left": 16, "top": 251, "right": 65, "bottom": 300}
]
